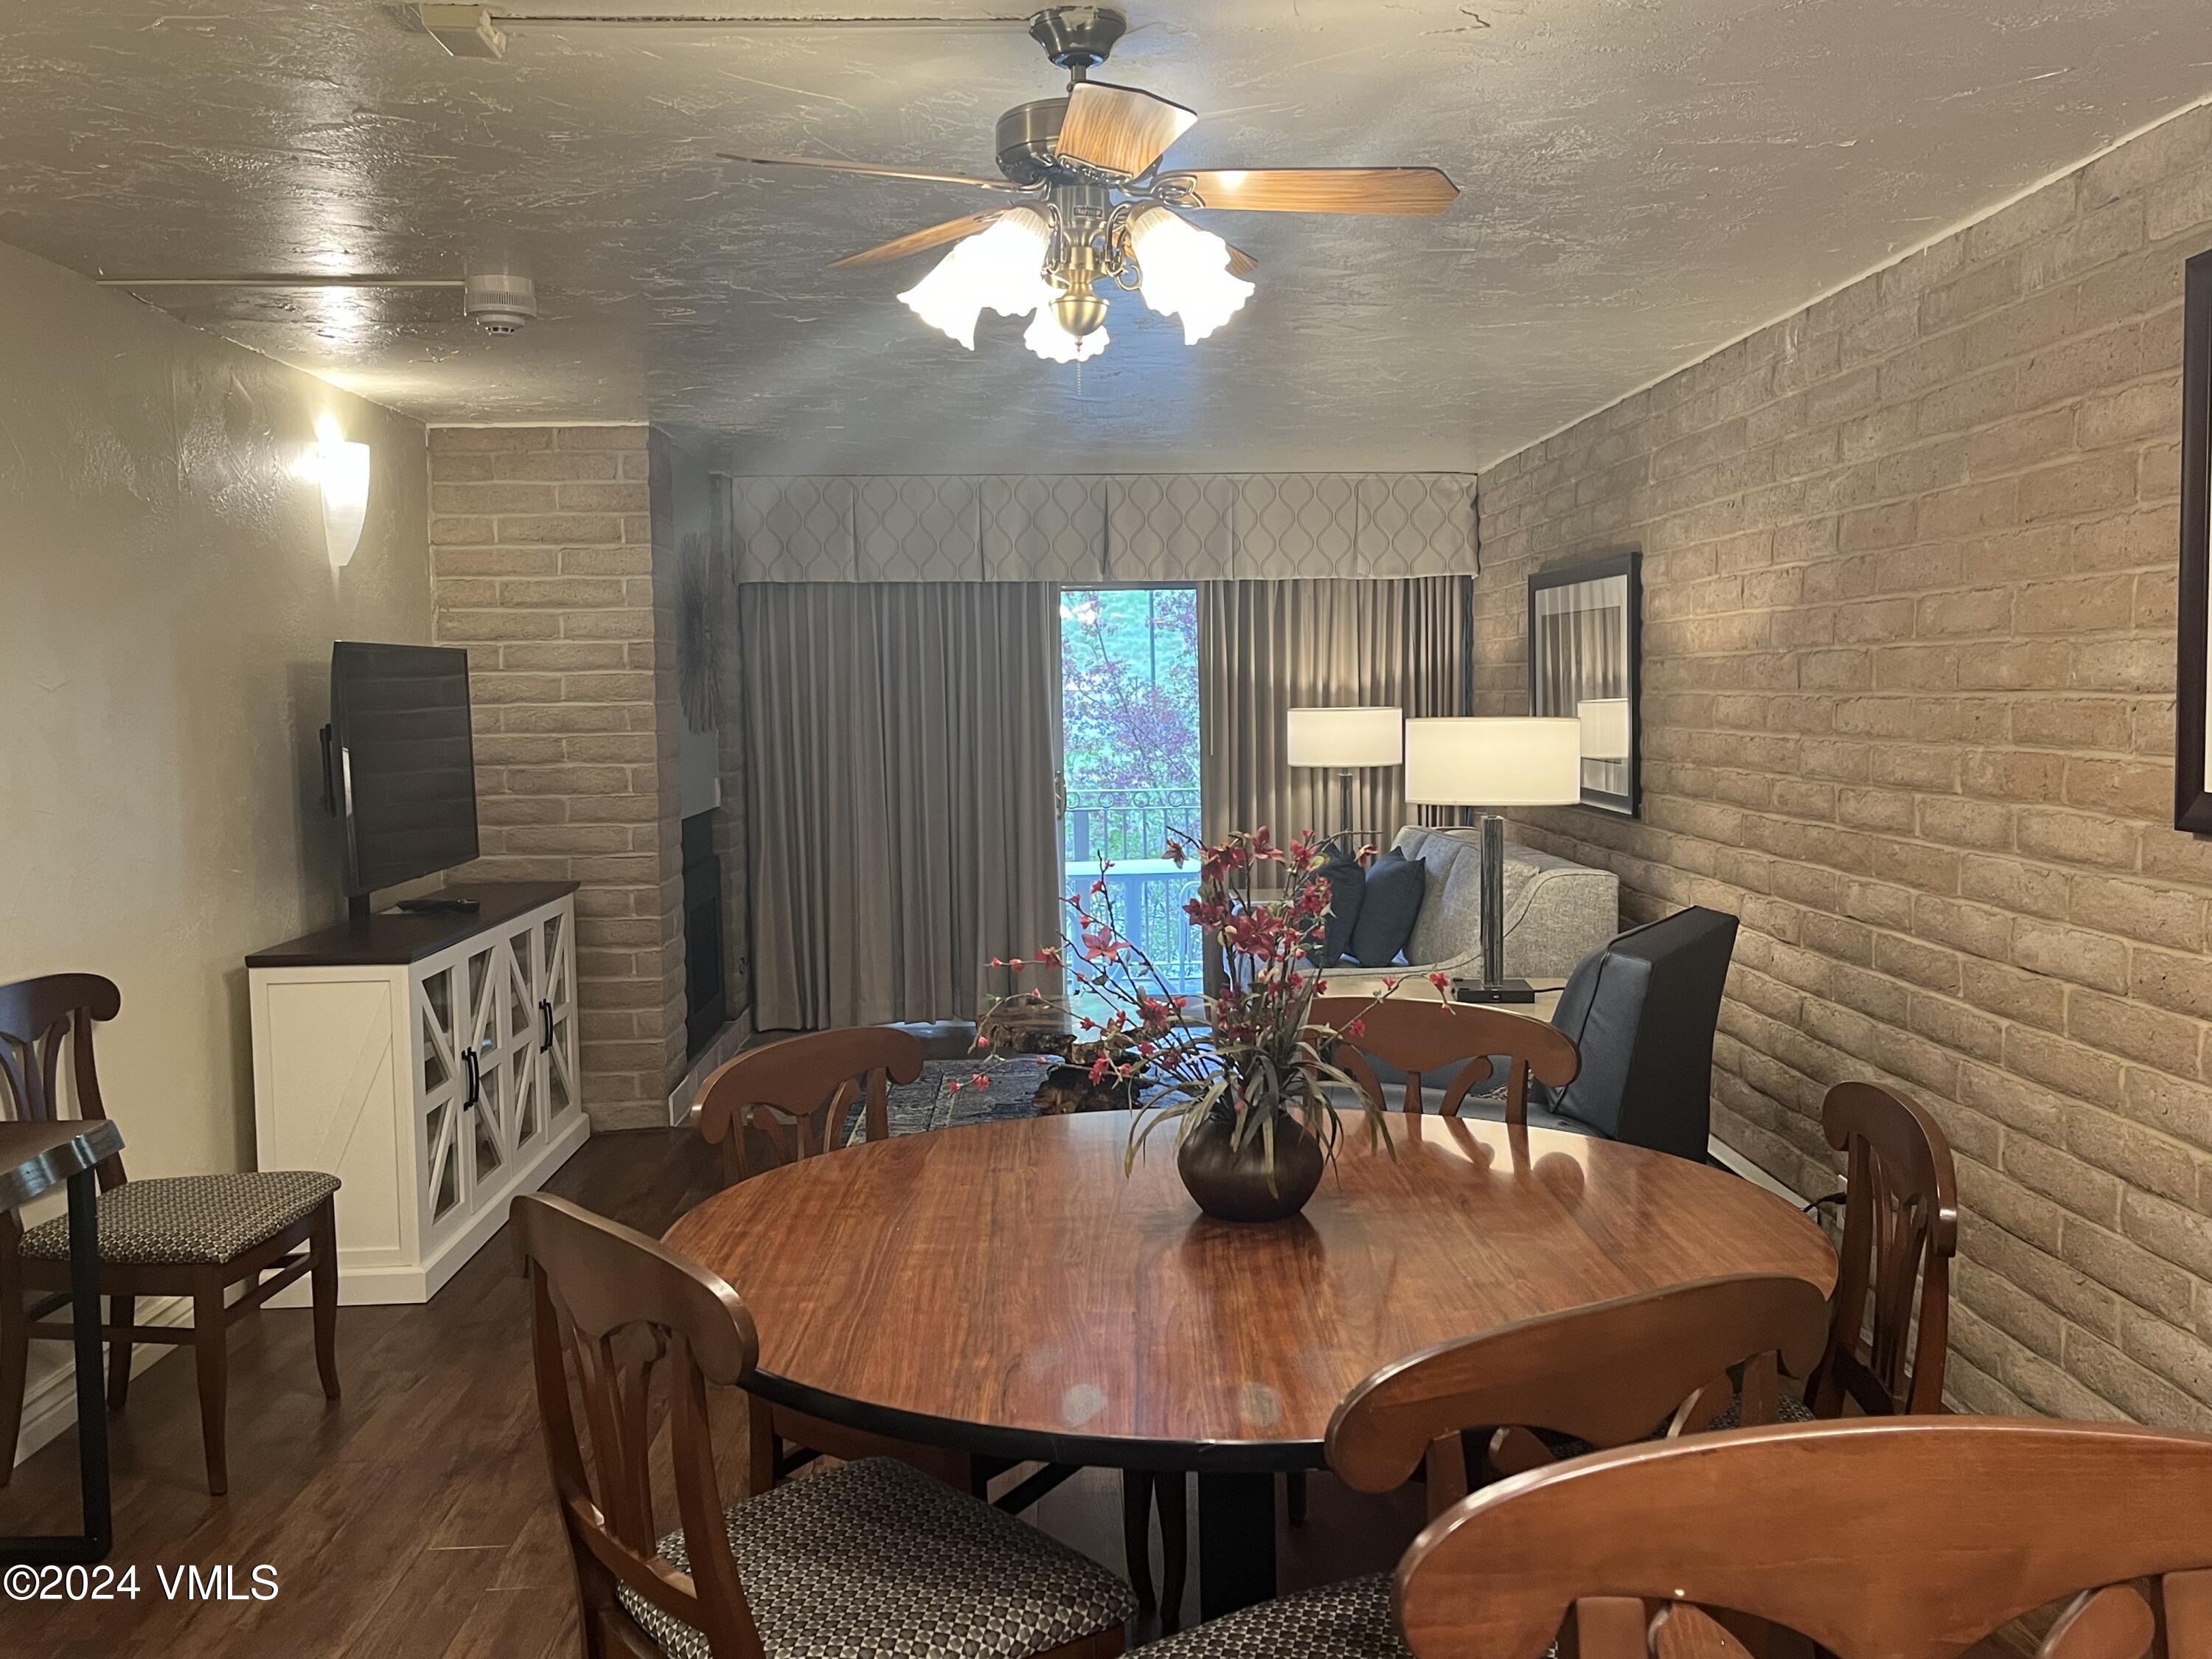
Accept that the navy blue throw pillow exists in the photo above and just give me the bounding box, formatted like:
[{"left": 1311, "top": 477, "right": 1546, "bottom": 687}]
[
  {"left": 1348, "top": 851, "right": 1425, "bottom": 967},
  {"left": 1309, "top": 856, "right": 1366, "bottom": 967}
]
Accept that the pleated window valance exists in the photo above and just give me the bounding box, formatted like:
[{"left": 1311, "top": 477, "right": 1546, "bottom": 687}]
[{"left": 724, "top": 472, "right": 1478, "bottom": 582}]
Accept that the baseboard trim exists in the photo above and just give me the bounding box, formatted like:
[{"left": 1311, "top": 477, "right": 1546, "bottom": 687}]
[{"left": 12, "top": 1293, "right": 193, "bottom": 1471}]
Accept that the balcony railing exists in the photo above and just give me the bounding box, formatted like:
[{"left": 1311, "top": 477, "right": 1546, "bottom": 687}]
[
  {"left": 1063, "top": 786, "right": 1204, "bottom": 996},
  {"left": 1063, "top": 785, "right": 1200, "bottom": 865}
]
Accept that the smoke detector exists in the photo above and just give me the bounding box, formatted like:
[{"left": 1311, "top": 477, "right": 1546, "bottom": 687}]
[{"left": 463, "top": 272, "right": 538, "bottom": 334}]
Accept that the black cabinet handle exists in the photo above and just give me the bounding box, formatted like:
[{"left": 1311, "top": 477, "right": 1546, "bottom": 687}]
[
  {"left": 539, "top": 999, "right": 554, "bottom": 1054},
  {"left": 462, "top": 1049, "right": 480, "bottom": 1110}
]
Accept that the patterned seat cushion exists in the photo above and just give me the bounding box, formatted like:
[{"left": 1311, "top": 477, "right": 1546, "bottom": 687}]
[
  {"left": 1705, "top": 1394, "right": 1816, "bottom": 1430},
  {"left": 1145, "top": 1574, "right": 1409, "bottom": 1659},
  {"left": 18, "top": 1171, "right": 339, "bottom": 1265},
  {"left": 617, "top": 1456, "right": 1138, "bottom": 1659},
  {"left": 1544, "top": 1391, "right": 1815, "bottom": 1460}
]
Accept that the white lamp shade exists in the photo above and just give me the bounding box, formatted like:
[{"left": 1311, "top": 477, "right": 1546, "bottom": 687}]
[
  {"left": 1403, "top": 717, "right": 1582, "bottom": 807},
  {"left": 1578, "top": 698, "right": 1632, "bottom": 762},
  {"left": 897, "top": 209, "right": 1057, "bottom": 349},
  {"left": 1130, "top": 204, "right": 1254, "bottom": 345},
  {"left": 1286, "top": 706, "right": 1403, "bottom": 768}
]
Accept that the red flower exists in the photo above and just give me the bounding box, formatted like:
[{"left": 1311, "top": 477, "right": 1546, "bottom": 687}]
[
  {"left": 1429, "top": 972, "right": 1452, "bottom": 994},
  {"left": 970, "top": 1073, "right": 991, "bottom": 1089}
]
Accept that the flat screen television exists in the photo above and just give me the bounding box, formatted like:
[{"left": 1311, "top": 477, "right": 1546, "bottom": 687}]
[{"left": 326, "top": 641, "right": 479, "bottom": 910}]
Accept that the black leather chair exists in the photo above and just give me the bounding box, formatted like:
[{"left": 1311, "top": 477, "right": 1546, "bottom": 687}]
[
  {"left": 1419, "top": 905, "right": 1739, "bottom": 1161},
  {"left": 1528, "top": 905, "right": 1739, "bottom": 1161}
]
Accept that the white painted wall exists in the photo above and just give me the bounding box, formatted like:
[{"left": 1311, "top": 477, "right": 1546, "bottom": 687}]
[{"left": 1, "top": 237, "right": 434, "bottom": 1462}]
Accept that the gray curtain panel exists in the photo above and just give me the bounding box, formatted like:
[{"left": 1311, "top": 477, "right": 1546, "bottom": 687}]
[
  {"left": 737, "top": 582, "right": 1063, "bottom": 1032},
  {"left": 1199, "top": 577, "right": 1474, "bottom": 855}
]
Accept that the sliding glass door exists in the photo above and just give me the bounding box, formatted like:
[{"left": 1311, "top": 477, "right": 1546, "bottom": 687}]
[{"left": 1058, "top": 587, "right": 1204, "bottom": 999}]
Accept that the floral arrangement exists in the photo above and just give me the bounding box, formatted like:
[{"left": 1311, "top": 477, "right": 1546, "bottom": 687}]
[{"left": 976, "top": 827, "right": 1448, "bottom": 1189}]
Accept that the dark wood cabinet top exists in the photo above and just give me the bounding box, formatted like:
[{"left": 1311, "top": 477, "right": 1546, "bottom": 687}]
[
  {"left": 245, "top": 883, "right": 579, "bottom": 969},
  {"left": 662, "top": 1110, "right": 1839, "bottom": 1472}
]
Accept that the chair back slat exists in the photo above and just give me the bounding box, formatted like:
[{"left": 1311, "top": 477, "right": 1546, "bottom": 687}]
[
  {"left": 1396, "top": 1419, "right": 2212, "bottom": 1659},
  {"left": 1649, "top": 1604, "right": 1756, "bottom": 1659},
  {"left": 0, "top": 974, "right": 127, "bottom": 1190},
  {"left": 1307, "top": 998, "right": 1579, "bottom": 1131},
  {"left": 1806, "top": 1082, "right": 1956, "bottom": 1417},
  {"left": 2037, "top": 1586, "right": 2156, "bottom": 1659},
  {"left": 693, "top": 1027, "right": 925, "bottom": 1185},
  {"left": 2161, "top": 1571, "right": 2212, "bottom": 1659},
  {"left": 1327, "top": 1273, "right": 1827, "bottom": 1515},
  {"left": 1573, "top": 1599, "right": 1653, "bottom": 1659},
  {"left": 513, "top": 1194, "right": 765, "bottom": 1659}
]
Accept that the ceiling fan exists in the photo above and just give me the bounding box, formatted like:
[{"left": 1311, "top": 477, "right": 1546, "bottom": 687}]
[{"left": 718, "top": 4, "right": 1458, "bottom": 364}]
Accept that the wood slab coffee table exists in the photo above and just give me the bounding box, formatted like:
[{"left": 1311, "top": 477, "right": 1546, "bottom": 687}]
[{"left": 665, "top": 1110, "right": 1835, "bottom": 1618}]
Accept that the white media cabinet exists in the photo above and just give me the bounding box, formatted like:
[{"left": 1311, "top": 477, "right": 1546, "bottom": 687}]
[{"left": 246, "top": 883, "right": 589, "bottom": 1304}]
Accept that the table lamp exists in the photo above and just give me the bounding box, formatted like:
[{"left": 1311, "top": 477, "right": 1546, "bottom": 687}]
[
  {"left": 1286, "top": 706, "right": 1403, "bottom": 846},
  {"left": 1403, "top": 717, "right": 1582, "bottom": 1003}
]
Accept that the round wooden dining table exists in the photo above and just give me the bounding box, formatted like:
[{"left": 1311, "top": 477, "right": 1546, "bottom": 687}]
[{"left": 664, "top": 1110, "right": 1837, "bottom": 1618}]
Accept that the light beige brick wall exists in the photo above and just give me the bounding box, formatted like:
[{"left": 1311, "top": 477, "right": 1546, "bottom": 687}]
[
  {"left": 1480, "top": 104, "right": 2212, "bottom": 1427},
  {"left": 428, "top": 424, "right": 686, "bottom": 1130}
]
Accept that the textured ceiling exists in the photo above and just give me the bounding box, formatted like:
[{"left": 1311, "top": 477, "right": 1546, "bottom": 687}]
[{"left": 4, "top": 1, "right": 2212, "bottom": 473}]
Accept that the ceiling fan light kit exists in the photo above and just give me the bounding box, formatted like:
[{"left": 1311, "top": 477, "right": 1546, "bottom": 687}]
[{"left": 727, "top": 4, "right": 1457, "bottom": 368}]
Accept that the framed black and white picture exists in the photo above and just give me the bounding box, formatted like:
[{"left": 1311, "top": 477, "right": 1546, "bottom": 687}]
[
  {"left": 2177, "top": 249, "right": 2212, "bottom": 833},
  {"left": 1528, "top": 550, "right": 1642, "bottom": 817}
]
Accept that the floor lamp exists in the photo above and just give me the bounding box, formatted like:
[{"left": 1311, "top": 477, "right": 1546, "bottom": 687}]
[
  {"left": 1403, "top": 717, "right": 1582, "bottom": 1004},
  {"left": 1286, "top": 706, "right": 1403, "bottom": 849}
]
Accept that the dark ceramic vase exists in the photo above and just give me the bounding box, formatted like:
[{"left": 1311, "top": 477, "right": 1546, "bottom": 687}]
[{"left": 1175, "top": 1105, "right": 1325, "bottom": 1222}]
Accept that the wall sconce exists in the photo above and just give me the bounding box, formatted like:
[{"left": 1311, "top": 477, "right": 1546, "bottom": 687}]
[{"left": 302, "top": 414, "right": 372, "bottom": 567}]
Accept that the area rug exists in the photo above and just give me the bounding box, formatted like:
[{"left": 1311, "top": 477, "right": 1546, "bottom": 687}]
[{"left": 846, "top": 1056, "right": 1054, "bottom": 1144}]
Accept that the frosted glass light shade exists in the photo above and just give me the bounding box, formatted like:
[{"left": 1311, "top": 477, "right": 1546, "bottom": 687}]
[
  {"left": 1130, "top": 205, "right": 1254, "bottom": 344},
  {"left": 1023, "top": 305, "right": 1110, "bottom": 363},
  {"left": 304, "top": 414, "right": 371, "bottom": 568},
  {"left": 897, "top": 209, "right": 1056, "bottom": 349},
  {"left": 1578, "top": 698, "right": 1632, "bottom": 761},
  {"left": 1404, "top": 717, "right": 1582, "bottom": 807},
  {"left": 1287, "top": 706, "right": 1403, "bottom": 768}
]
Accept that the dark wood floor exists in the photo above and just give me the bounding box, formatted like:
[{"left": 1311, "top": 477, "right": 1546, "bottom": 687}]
[{"left": 1, "top": 1127, "right": 1425, "bottom": 1658}]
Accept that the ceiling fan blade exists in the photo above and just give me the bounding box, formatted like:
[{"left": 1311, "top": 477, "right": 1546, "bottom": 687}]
[
  {"left": 1055, "top": 81, "right": 1198, "bottom": 178},
  {"left": 1160, "top": 167, "right": 1460, "bottom": 215},
  {"left": 1220, "top": 237, "right": 1259, "bottom": 279},
  {"left": 827, "top": 211, "right": 1007, "bottom": 270},
  {"left": 717, "top": 152, "right": 1032, "bottom": 194}
]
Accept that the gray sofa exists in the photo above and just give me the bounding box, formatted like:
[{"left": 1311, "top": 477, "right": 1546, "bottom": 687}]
[{"left": 1329, "top": 825, "right": 1619, "bottom": 985}]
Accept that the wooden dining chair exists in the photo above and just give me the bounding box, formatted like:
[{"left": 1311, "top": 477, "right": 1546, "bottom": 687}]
[
  {"left": 0, "top": 973, "right": 341, "bottom": 1496},
  {"left": 691, "top": 1026, "right": 975, "bottom": 1497},
  {"left": 692, "top": 1026, "right": 925, "bottom": 1188},
  {"left": 1327, "top": 1271, "right": 1831, "bottom": 1517},
  {"left": 1802, "top": 1080, "right": 1958, "bottom": 1418},
  {"left": 1306, "top": 997, "right": 1581, "bottom": 1128},
  {"left": 1217, "top": 995, "right": 1579, "bottom": 1541},
  {"left": 1134, "top": 1273, "right": 1830, "bottom": 1658},
  {"left": 513, "top": 1192, "right": 1133, "bottom": 1659},
  {"left": 1396, "top": 1417, "right": 2212, "bottom": 1659}
]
